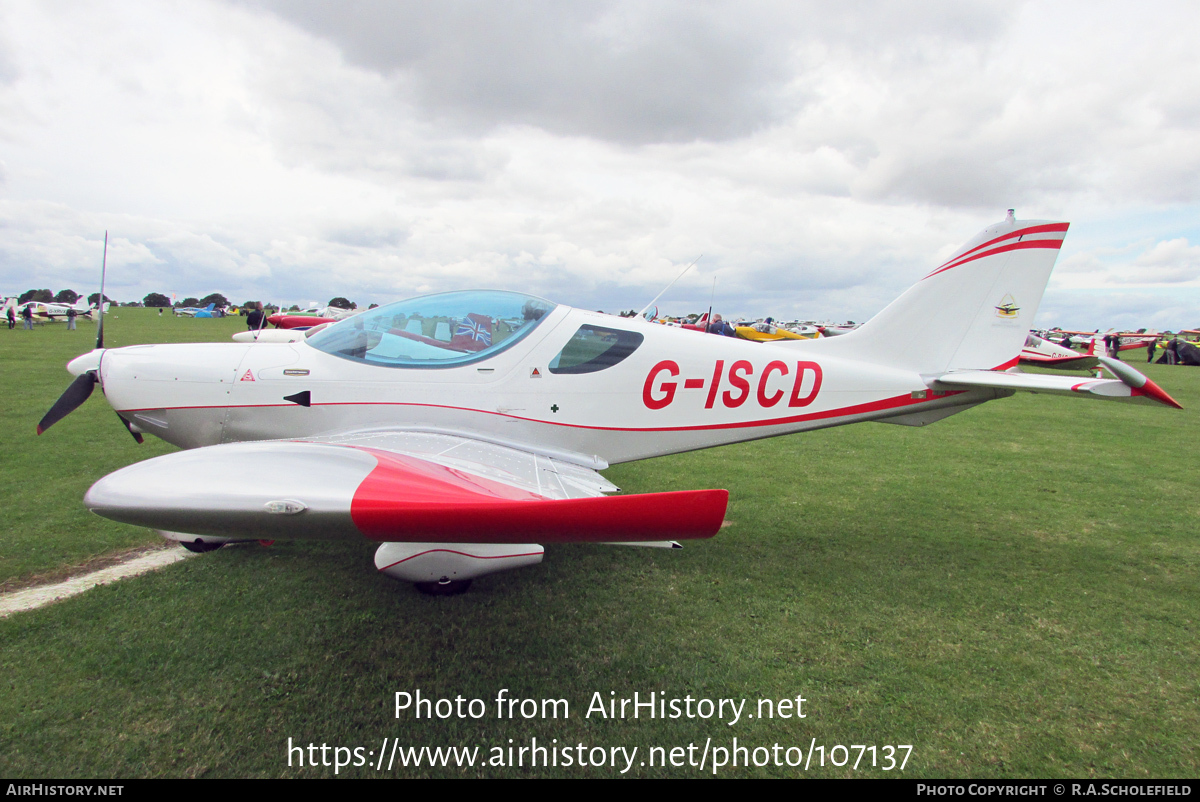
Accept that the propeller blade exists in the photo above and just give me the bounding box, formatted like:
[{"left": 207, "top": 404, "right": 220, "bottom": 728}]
[
  {"left": 37, "top": 370, "right": 98, "bottom": 435},
  {"left": 116, "top": 413, "right": 145, "bottom": 444}
]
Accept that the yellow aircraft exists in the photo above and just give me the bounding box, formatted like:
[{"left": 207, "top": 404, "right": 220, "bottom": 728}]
[{"left": 734, "top": 321, "right": 817, "bottom": 343}]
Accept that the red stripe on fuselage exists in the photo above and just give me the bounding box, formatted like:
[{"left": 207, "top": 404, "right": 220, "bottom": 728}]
[{"left": 121, "top": 389, "right": 969, "bottom": 435}]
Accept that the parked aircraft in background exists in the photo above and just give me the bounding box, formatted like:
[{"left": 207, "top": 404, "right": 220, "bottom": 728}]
[
  {"left": 16, "top": 299, "right": 103, "bottom": 321},
  {"left": 1019, "top": 333, "right": 1100, "bottom": 370},
  {"left": 298, "top": 305, "right": 360, "bottom": 321},
  {"left": 816, "top": 323, "right": 859, "bottom": 337},
  {"left": 39, "top": 215, "right": 1181, "bottom": 595},
  {"left": 734, "top": 321, "right": 813, "bottom": 343},
  {"left": 781, "top": 323, "right": 822, "bottom": 338},
  {"left": 262, "top": 305, "right": 362, "bottom": 330},
  {"left": 174, "top": 303, "right": 218, "bottom": 317},
  {"left": 1052, "top": 329, "right": 1159, "bottom": 353},
  {"left": 267, "top": 313, "right": 339, "bottom": 330}
]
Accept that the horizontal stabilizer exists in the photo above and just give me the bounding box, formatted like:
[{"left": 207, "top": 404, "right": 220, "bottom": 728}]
[{"left": 933, "top": 364, "right": 1181, "bottom": 409}]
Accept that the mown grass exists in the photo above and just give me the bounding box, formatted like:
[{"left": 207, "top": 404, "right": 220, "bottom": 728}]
[
  {"left": 0, "top": 310, "right": 243, "bottom": 585},
  {"left": 0, "top": 310, "right": 1196, "bottom": 778}
]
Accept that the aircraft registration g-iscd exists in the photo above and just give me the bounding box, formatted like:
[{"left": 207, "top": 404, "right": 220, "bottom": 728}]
[{"left": 40, "top": 214, "right": 1181, "bottom": 594}]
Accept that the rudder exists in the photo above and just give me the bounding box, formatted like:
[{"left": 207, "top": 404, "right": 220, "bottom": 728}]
[{"left": 820, "top": 214, "right": 1069, "bottom": 374}]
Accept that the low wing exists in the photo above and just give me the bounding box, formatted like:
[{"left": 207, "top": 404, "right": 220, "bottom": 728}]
[
  {"left": 1018, "top": 353, "right": 1099, "bottom": 369},
  {"left": 84, "top": 431, "right": 728, "bottom": 544},
  {"left": 933, "top": 357, "right": 1181, "bottom": 409}
]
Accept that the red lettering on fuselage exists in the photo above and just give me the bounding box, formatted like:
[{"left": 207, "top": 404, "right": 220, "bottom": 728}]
[
  {"left": 757, "top": 360, "right": 788, "bottom": 407},
  {"left": 641, "top": 359, "right": 824, "bottom": 411},
  {"left": 788, "top": 361, "right": 822, "bottom": 407},
  {"left": 703, "top": 360, "right": 724, "bottom": 409},
  {"left": 722, "top": 360, "right": 752, "bottom": 408},
  {"left": 643, "top": 360, "right": 680, "bottom": 410}
]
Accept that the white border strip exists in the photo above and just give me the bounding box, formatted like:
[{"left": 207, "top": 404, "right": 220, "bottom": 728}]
[{"left": 0, "top": 548, "right": 194, "bottom": 618}]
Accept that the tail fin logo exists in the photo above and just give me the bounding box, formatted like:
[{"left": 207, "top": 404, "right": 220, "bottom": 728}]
[{"left": 995, "top": 294, "right": 1020, "bottom": 319}]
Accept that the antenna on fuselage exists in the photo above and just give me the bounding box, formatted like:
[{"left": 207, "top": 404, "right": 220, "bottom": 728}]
[
  {"left": 96, "top": 231, "right": 108, "bottom": 349},
  {"left": 637, "top": 255, "right": 701, "bottom": 320},
  {"left": 706, "top": 276, "right": 717, "bottom": 331}
]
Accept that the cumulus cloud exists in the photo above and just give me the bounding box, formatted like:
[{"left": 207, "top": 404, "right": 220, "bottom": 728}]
[
  {"left": 1129, "top": 238, "right": 1200, "bottom": 283},
  {"left": 247, "top": 0, "right": 804, "bottom": 144},
  {"left": 1036, "top": 288, "right": 1200, "bottom": 332},
  {"left": 1052, "top": 237, "right": 1200, "bottom": 294}
]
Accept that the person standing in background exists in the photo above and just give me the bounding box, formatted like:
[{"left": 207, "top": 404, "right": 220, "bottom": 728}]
[{"left": 246, "top": 302, "right": 266, "bottom": 331}]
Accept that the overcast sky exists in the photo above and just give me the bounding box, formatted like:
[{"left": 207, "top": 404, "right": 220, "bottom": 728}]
[{"left": 1, "top": 0, "right": 1198, "bottom": 330}]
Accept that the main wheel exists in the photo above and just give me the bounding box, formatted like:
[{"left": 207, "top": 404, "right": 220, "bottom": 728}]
[
  {"left": 181, "top": 539, "right": 225, "bottom": 553},
  {"left": 414, "top": 578, "right": 473, "bottom": 596}
]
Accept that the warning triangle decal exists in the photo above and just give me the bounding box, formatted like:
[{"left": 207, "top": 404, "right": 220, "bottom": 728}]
[{"left": 240, "top": 370, "right": 255, "bottom": 382}]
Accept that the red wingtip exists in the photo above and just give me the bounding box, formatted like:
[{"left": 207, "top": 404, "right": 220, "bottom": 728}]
[
  {"left": 1137, "top": 377, "right": 1183, "bottom": 410},
  {"left": 35, "top": 425, "right": 44, "bottom": 435},
  {"left": 350, "top": 449, "right": 729, "bottom": 542}
]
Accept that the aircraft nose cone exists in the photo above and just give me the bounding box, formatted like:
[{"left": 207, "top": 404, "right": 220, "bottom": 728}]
[{"left": 67, "top": 349, "right": 104, "bottom": 377}]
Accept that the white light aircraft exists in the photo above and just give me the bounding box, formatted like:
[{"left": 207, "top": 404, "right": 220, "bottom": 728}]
[
  {"left": 17, "top": 299, "right": 102, "bottom": 321},
  {"left": 174, "top": 302, "right": 218, "bottom": 317},
  {"left": 1019, "top": 333, "right": 1100, "bottom": 370},
  {"left": 295, "top": 304, "right": 359, "bottom": 321},
  {"left": 38, "top": 215, "right": 1181, "bottom": 594}
]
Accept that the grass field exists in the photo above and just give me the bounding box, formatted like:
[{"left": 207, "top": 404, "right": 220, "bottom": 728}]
[{"left": 1, "top": 309, "right": 1197, "bottom": 778}]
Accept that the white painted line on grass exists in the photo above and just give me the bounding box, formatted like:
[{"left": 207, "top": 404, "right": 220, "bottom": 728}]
[{"left": 0, "top": 548, "right": 195, "bottom": 618}]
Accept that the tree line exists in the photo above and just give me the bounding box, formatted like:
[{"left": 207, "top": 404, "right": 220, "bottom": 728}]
[
  {"left": 15, "top": 288, "right": 113, "bottom": 305},
  {"left": 13, "top": 290, "right": 361, "bottom": 310}
]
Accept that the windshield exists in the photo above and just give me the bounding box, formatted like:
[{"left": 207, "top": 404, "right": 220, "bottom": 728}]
[{"left": 305, "top": 290, "right": 557, "bottom": 368}]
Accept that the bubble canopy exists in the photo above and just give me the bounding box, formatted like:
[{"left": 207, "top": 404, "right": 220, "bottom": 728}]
[{"left": 305, "top": 290, "right": 558, "bottom": 368}]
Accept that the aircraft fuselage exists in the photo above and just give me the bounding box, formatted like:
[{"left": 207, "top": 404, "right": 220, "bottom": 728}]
[{"left": 85, "top": 306, "right": 993, "bottom": 466}]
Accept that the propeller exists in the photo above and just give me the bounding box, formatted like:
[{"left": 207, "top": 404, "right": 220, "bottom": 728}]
[
  {"left": 37, "top": 371, "right": 97, "bottom": 435},
  {"left": 36, "top": 232, "right": 141, "bottom": 442},
  {"left": 116, "top": 413, "right": 145, "bottom": 444}
]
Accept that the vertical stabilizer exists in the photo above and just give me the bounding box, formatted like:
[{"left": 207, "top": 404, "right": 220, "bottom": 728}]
[{"left": 822, "top": 216, "right": 1068, "bottom": 374}]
